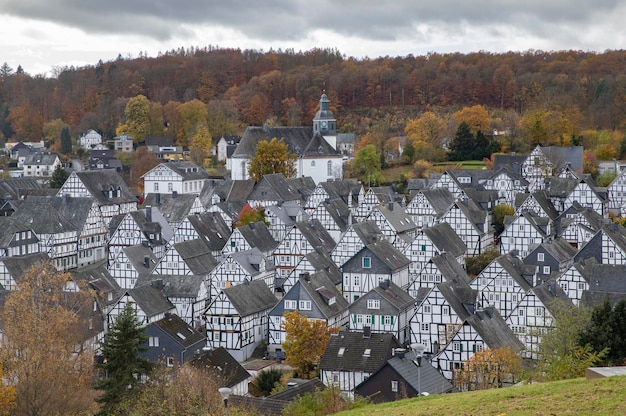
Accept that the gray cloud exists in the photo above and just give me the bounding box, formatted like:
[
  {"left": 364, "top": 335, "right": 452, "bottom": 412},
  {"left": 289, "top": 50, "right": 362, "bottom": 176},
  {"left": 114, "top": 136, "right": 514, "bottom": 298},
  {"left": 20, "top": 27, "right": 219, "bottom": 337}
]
[{"left": 3, "top": 0, "right": 624, "bottom": 44}]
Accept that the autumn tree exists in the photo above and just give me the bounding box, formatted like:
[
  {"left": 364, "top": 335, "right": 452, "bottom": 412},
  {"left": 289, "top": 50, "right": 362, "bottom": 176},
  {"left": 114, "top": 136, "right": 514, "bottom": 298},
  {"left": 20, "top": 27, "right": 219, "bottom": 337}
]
[
  {"left": 454, "top": 347, "right": 522, "bottom": 391},
  {"left": 282, "top": 311, "right": 339, "bottom": 378},
  {"left": 177, "top": 99, "right": 209, "bottom": 148},
  {"left": 493, "top": 204, "right": 515, "bottom": 235},
  {"left": 96, "top": 302, "right": 152, "bottom": 416},
  {"left": 42, "top": 118, "right": 70, "bottom": 148},
  {"left": 282, "top": 385, "right": 368, "bottom": 416},
  {"left": 465, "top": 248, "right": 500, "bottom": 278},
  {"left": 405, "top": 111, "right": 447, "bottom": 148},
  {"left": 0, "top": 366, "right": 15, "bottom": 416},
  {"left": 453, "top": 105, "right": 491, "bottom": 135},
  {"left": 248, "top": 137, "right": 297, "bottom": 181},
  {"left": 351, "top": 144, "right": 382, "bottom": 186},
  {"left": 189, "top": 123, "right": 212, "bottom": 167},
  {"left": 129, "top": 146, "right": 160, "bottom": 193},
  {"left": 0, "top": 262, "right": 98, "bottom": 416},
  {"left": 235, "top": 204, "right": 268, "bottom": 228},
  {"left": 118, "top": 94, "right": 151, "bottom": 142},
  {"left": 6, "top": 101, "right": 43, "bottom": 141}
]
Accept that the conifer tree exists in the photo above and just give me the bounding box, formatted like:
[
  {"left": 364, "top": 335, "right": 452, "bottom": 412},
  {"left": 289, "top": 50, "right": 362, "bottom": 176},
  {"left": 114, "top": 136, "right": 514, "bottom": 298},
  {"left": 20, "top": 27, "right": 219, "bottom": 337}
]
[
  {"left": 96, "top": 302, "right": 152, "bottom": 415},
  {"left": 60, "top": 126, "right": 72, "bottom": 154},
  {"left": 49, "top": 164, "right": 69, "bottom": 188}
]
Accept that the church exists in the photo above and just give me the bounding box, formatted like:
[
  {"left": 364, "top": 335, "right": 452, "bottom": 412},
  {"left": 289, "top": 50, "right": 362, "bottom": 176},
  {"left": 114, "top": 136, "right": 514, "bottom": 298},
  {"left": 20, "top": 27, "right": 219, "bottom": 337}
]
[{"left": 230, "top": 93, "right": 344, "bottom": 184}]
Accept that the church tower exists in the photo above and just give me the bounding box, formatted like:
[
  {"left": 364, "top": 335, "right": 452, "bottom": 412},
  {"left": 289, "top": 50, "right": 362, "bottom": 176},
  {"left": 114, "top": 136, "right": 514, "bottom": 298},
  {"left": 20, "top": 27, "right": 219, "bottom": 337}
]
[{"left": 313, "top": 92, "right": 337, "bottom": 139}]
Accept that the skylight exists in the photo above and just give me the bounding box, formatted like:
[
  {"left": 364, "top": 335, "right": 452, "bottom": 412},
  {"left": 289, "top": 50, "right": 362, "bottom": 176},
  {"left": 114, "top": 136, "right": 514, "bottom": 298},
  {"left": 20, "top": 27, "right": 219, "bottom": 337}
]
[{"left": 338, "top": 347, "right": 345, "bottom": 357}]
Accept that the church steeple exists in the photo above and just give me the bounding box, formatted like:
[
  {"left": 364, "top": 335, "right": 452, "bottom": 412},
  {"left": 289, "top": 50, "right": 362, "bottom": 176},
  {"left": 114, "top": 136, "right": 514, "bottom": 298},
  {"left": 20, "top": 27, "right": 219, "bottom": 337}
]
[{"left": 313, "top": 91, "right": 336, "bottom": 136}]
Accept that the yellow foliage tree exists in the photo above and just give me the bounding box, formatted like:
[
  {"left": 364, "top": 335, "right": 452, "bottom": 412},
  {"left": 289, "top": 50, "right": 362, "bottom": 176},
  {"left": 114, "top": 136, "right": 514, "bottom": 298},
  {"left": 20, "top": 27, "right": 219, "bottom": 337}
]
[
  {"left": 0, "top": 365, "right": 15, "bottom": 416},
  {"left": 118, "top": 94, "right": 152, "bottom": 142},
  {"left": 248, "top": 138, "right": 297, "bottom": 181},
  {"left": 0, "top": 262, "right": 98, "bottom": 415},
  {"left": 189, "top": 123, "right": 212, "bottom": 167},
  {"left": 453, "top": 105, "right": 491, "bottom": 135},
  {"left": 282, "top": 311, "right": 339, "bottom": 378},
  {"left": 405, "top": 111, "right": 447, "bottom": 147},
  {"left": 177, "top": 99, "right": 209, "bottom": 147},
  {"left": 454, "top": 347, "right": 522, "bottom": 391}
]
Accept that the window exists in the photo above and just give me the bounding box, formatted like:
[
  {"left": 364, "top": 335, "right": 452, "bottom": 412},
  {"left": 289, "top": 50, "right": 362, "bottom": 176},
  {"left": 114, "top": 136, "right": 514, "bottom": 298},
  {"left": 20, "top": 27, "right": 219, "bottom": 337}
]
[
  {"left": 166, "top": 357, "right": 174, "bottom": 367},
  {"left": 154, "top": 182, "right": 159, "bottom": 192},
  {"left": 168, "top": 183, "right": 173, "bottom": 192},
  {"left": 362, "top": 257, "right": 371, "bottom": 268},
  {"left": 536, "top": 308, "right": 543, "bottom": 316},
  {"left": 391, "top": 380, "right": 398, "bottom": 392},
  {"left": 356, "top": 314, "right": 363, "bottom": 324},
  {"left": 327, "top": 160, "right": 333, "bottom": 176},
  {"left": 453, "top": 342, "right": 461, "bottom": 352},
  {"left": 365, "top": 315, "right": 372, "bottom": 325},
  {"left": 311, "top": 161, "right": 316, "bottom": 167},
  {"left": 367, "top": 299, "right": 380, "bottom": 309},
  {"left": 363, "top": 348, "right": 371, "bottom": 357},
  {"left": 424, "top": 305, "right": 431, "bottom": 313},
  {"left": 299, "top": 300, "right": 312, "bottom": 310},
  {"left": 421, "top": 323, "right": 429, "bottom": 332},
  {"left": 537, "top": 253, "right": 544, "bottom": 262},
  {"left": 543, "top": 266, "right": 551, "bottom": 275},
  {"left": 149, "top": 336, "right": 159, "bottom": 347},
  {"left": 442, "top": 306, "right": 449, "bottom": 315},
  {"left": 231, "top": 240, "right": 236, "bottom": 248},
  {"left": 384, "top": 315, "right": 391, "bottom": 325},
  {"left": 353, "top": 276, "right": 360, "bottom": 286},
  {"left": 285, "top": 300, "right": 297, "bottom": 310}
]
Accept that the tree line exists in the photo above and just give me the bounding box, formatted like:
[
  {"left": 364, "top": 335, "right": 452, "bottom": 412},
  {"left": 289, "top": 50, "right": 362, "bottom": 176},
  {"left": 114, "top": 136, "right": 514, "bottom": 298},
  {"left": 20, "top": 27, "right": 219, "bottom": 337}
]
[{"left": 1, "top": 48, "right": 626, "bottom": 147}]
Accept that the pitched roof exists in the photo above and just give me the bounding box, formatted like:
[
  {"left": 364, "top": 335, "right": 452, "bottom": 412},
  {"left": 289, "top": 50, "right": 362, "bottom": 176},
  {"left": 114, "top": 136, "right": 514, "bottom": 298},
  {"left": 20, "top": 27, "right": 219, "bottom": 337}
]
[
  {"left": 0, "top": 178, "right": 44, "bottom": 201},
  {"left": 295, "top": 219, "right": 336, "bottom": 254},
  {"left": 320, "top": 331, "right": 401, "bottom": 373},
  {"left": 350, "top": 280, "right": 414, "bottom": 314},
  {"left": 23, "top": 152, "right": 59, "bottom": 166},
  {"left": 173, "top": 239, "right": 219, "bottom": 275},
  {"left": 236, "top": 221, "right": 279, "bottom": 252},
  {"left": 233, "top": 125, "right": 339, "bottom": 159},
  {"left": 465, "top": 307, "right": 524, "bottom": 352},
  {"left": 365, "top": 239, "right": 411, "bottom": 271},
  {"left": 222, "top": 280, "right": 276, "bottom": 316},
  {"left": 190, "top": 347, "right": 251, "bottom": 388},
  {"left": 0, "top": 253, "right": 51, "bottom": 283},
  {"left": 493, "top": 153, "right": 526, "bottom": 174},
  {"left": 210, "top": 179, "right": 256, "bottom": 203},
  {"left": 383, "top": 350, "right": 457, "bottom": 395},
  {"left": 127, "top": 285, "right": 175, "bottom": 317},
  {"left": 375, "top": 202, "right": 417, "bottom": 234},
  {"left": 72, "top": 170, "right": 136, "bottom": 204},
  {"left": 123, "top": 244, "right": 158, "bottom": 277},
  {"left": 422, "top": 222, "right": 468, "bottom": 258},
  {"left": 152, "top": 313, "right": 205, "bottom": 348},
  {"left": 418, "top": 188, "right": 455, "bottom": 215},
  {"left": 541, "top": 146, "right": 584, "bottom": 172},
  {"left": 146, "top": 161, "right": 212, "bottom": 181},
  {"left": 351, "top": 220, "right": 385, "bottom": 245},
  {"left": 0, "top": 217, "right": 37, "bottom": 248},
  {"left": 12, "top": 200, "right": 79, "bottom": 234},
  {"left": 186, "top": 212, "right": 231, "bottom": 251},
  {"left": 143, "top": 193, "right": 199, "bottom": 224},
  {"left": 437, "top": 279, "right": 477, "bottom": 321}
]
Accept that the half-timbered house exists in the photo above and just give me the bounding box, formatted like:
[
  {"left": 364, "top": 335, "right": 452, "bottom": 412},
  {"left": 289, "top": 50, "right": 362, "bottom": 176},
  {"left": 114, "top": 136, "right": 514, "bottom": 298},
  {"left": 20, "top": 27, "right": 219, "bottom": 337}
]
[
  {"left": 407, "top": 251, "right": 470, "bottom": 296},
  {"left": 499, "top": 211, "right": 550, "bottom": 257},
  {"left": 555, "top": 259, "right": 595, "bottom": 306},
  {"left": 143, "top": 192, "right": 204, "bottom": 231},
  {"left": 607, "top": 169, "right": 626, "bottom": 215},
  {"left": 348, "top": 280, "right": 414, "bottom": 345},
  {"left": 514, "top": 191, "right": 559, "bottom": 220},
  {"left": 57, "top": 170, "right": 137, "bottom": 223},
  {"left": 482, "top": 167, "right": 529, "bottom": 206},
  {"left": 0, "top": 217, "right": 40, "bottom": 258},
  {"left": 204, "top": 279, "right": 277, "bottom": 362},
  {"left": 246, "top": 174, "right": 315, "bottom": 208},
  {"left": 521, "top": 146, "right": 553, "bottom": 192},
  {"left": 341, "top": 239, "right": 411, "bottom": 303},
  {"left": 0, "top": 252, "right": 51, "bottom": 290},
  {"left": 265, "top": 200, "right": 308, "bottom": 242},
  {"left": 152, "top": 238, "right": 218, "bottom": 279},
  {"left": 545, "top": 176, "right": 606, "bottom": 216},
  {"left": 555, "top": 202, "right": 607, "bottom": 249},
  {"left": 172, "top": 212, "right": 231, "bottom": 260},
  {"left": 523, "top": 238, "right": 577, "bottom": 283},
  {"left": 574, "top": 223, "right": 626, "bottom": 265},
  {"left": 308, "top": 198, "right": 351, "bottom": 242},
  {"left": 208, "top": 248, "right": 275, "bottom": 297},
  {"left": 222, "top": 221, "right": 279, "bottom": 257},
  {"left": 439, "top": 198, "right": 491, "bottom": 255},
  {"left": 268, "top": 271, "right": 348, "bottom": 350},
  {"left": 305, "top": 179, "right": 363, "bottom": 214},
  {"left": 331, "top": 220, "right": 386, "bottom": 271},
  {"left": 366, "top": 202, "right": 417, "bottom": 250},
  {"left": 142, "top": 161, "right": 215, "bottom": 195},
  {"left": 405, "top": 188, "right": 455, "bottom": 229},
  {"left": 107, "top": 285, "right": 176, "bottom": 328},
  {"left": 319, "top": 331, "right": 401, "bottom": 398},
  {"left": 109, "top": 243, "right": 157, "bottom": 289}
]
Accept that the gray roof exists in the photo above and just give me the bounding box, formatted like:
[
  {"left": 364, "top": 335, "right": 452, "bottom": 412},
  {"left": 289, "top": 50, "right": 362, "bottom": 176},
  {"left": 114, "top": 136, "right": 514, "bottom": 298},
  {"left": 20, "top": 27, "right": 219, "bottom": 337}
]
[
  {"left": 222, "top": 280, "right": 276, "bottom": 316},
  {"left": 124, "top": 244, "right": 158, "bottom": 276},
  {"left": 365, "top": 239, "right": 412, "bottom": 271},
  {"left": 152, "top": 161, "right": 212, "bottom": 181},
  {"left": 0, "top": 217, "right": 37, "bottom": 248},
  {"left": 72, "top": 170, "right": 136, "bottom": 205},
  {"left": 431, "top": 252, "right": 471, "bottom": 284},
  {"left": 190, "top": 347, "right": 250, "bottom": 389},
  {"left": 230, "top": 248, "right": 269, "bottom": 277},
  {"left": 144, "top": 193, "right": 199, "bottom": 224},
  {"left": 384, "top": 350, "right": 457, "bottom": 395},
  {"left": 233, "top": 125, "right": 340, "bottom": 159},
  {"left": 295, "top": 219, "right": 336, "bottom": 255},
  {"left": 0, "top": 178, "right": 44, "bottom": 201},
  {"left": 318, "top": 198, "right": 350, "bottom": 232},
  {"left": 152, "top": 313, "right": 205, "bottom": 348},
  {"left": 186, "top": 212, "right": 231, "bottom": 251},
  {"left": 320, "top": 331, "right": 401, "bottom": 373},
  {"left": 12, "top": 200, "right": 79, "bottom": 234},
  {"left": 465, "top": 307, "right": 524, "bottom": 352},
  {"left": 173, "top": 239, "right": 219, "bottom": 275},
  {"left": 493, "top": 153, "right": 526, "bottom": 174},
  {"left": 514, "top": 192, "right": 559, "bottom": 219},
  {"left": 418, "top": 188, "right": 455, "bottom": 215},
  {"left": 350, "top": 280, "right": 414, "bottom": 314},
  {"left": 375, "top": 202, "right": 417, "bottom": 234},
  {"left": 247, "top": 173, "right": 315, "bottom": 204},
  {"left": 437, "top": 279, "right": 477, "bottom": 321},
  {"left": 23, "top": 152, "right": 58, "bottom": 166},
  {"left": 236, "top": 221, "right": 279, "bottom": 253},
  {"left": 0, "top": 253, "right": 51, "bottom": 284},
  {"left": 541, "top": 146, "right": 584, "bottom": 172},
  {"left": 336, "top": 132, "right": 356, "bottom": 144},
  {"left": 351, "top": 220, "right": 385, "bottom": 245},
  {"left": 318, "top": 179, "right": 362, "bottom": 206},
  {"left": 304, "top": 251, "right": 342, "bottom": 286},
  {"left": 531, "top": 238, "right": 577, "bottom": 263},
  {"left": 28, "top": 195, "right": 94, "bottom": 229},
  {"left": 422, "top": 223, "right": 468, "bottom": 258},
  {"left": 210, "top": 179, "right": 256, "bottom": 204},
  {"left": 495, "top": 253, "right": 534, "bottom": 291},
  {"left": 545, "top": 177, "right": 580, "bottom": 199},
  {"left": 127, "top": 285, "right": 176, "bottom": 318}
]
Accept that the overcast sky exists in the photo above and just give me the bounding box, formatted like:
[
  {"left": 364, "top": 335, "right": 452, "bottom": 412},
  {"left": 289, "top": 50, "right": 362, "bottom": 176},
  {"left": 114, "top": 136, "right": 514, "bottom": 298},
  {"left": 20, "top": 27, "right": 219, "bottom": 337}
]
[{"left": 1, "top": 1, "right": 625, "bottom": 76}]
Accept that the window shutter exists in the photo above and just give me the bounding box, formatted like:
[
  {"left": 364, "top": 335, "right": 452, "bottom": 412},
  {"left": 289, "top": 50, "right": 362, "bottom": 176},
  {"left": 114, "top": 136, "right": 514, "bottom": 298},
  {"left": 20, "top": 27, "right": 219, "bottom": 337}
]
[
  {"left": 460, "top": 344, "right": 463, "bottom": 352},
  {"left": 472, "top": 344, "right": 476, "bottom": 352},
  {"left": 391, "top": 316, "right": 395, "bottom": 325},
  {"left": 352, "top": 314, "right": 357, "bottom": 323}
]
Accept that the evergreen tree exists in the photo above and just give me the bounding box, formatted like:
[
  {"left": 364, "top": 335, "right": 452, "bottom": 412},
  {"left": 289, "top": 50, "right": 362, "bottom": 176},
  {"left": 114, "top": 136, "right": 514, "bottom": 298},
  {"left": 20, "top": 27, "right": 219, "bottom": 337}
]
[
  {"left": 96, "top": 302, "right": 152, "bottom": 416},
  {"left": 49, "top": 164, "right": 69, "bottom": 188},
  {"left": 60, "top": 126, "right": 72, "bottom": 154},
  {"left": 448, "top": 122, "right": 475, "bottom": 161}
]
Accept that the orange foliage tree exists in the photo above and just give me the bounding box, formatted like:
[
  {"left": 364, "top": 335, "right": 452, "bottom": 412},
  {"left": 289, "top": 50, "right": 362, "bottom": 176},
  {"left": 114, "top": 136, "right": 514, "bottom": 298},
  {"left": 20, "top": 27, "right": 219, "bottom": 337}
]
[
  {"left": 282, "top": 311, "right": 339, "bottom": 378},
  {"left": 453, "top": 347, "right": 522, "bottom": 391},
  {"left": 235, "top": 204, "right": 268, "bottom": 228}
]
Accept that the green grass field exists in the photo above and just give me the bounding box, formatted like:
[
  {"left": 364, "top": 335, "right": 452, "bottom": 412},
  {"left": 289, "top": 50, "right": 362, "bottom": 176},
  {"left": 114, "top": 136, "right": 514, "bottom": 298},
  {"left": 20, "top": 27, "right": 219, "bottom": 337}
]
[{"left": 339, "top": 376, "right": 626, "bottom": 416}]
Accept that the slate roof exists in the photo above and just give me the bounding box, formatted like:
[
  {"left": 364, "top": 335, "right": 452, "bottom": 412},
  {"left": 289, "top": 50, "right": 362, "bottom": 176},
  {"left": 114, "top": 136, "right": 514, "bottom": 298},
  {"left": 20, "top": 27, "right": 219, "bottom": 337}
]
[
  {"left": 304, "top": 251, "right": 342, "bottom": 286},
  {"left": 230, "top": 248, "right": 270, "bottom": 277},
  {"left": 431, "top": 252, "right": 471, "bottom": 284},
  {"left": 266, "top": 200, "right": 305, "bottom": 228},
  {"left": 153, "top": 313, "right": 205, "bottom": 348},
  {"left": 222, "top": 279, "right": 277, "bottom": 316},
  {"left": 514, "top": 192, "right": 560, "bottom": 219},
  {"left": 186, "top": 212, "right": 231, "bottom": 251},
  {"left": 0, "top": 253, "right": 51, "bottom": 283},
  {"left": 0, "top": 178, "right": 44, "bottom": 201},
  {"left": 276, "top": 271, "right": 348, "bottom": 320},
  {"left": 381, "top": 350, "right": 457, "bottom": 395},
  {"left": 530, "top": 237, "right": 578, "bottom": 264},
  {"left": 545, "top": 177, "right": 580, "bottom": 199},
  {"left": 320, "top": 331, "right": 401, "bottom": 373},
  {"left": 190, "top": 347, "right": 251, "bottom": 389},
  {"left": 23, "top": 152, "right": 58, "bottom": 166},
  {"left": 233, "top": 125, "right": 339, "bottom": 159},
  {"left": 123, "top": 244, "right": 158, "bottom": 276},
  {"left": 465, "top": 307, "right": 524, "bottom": 352},
  {"left": 422, "top": 222, "right": 468, "bottom": 258},
  {"left": 72, "top": 170, "right": 137, "bottom": 204},
  {"left": 210, "top": 179, "right": 256, "bottom": 203},
  {"left": 127, "top": 285, "right": 175, "bottom": 318},
  {"left": 417, "top": 188, "right": 455, "bottom": 215},
  {"left": 365, "top": 239, "right": 412, "bottom": 271},
  {"left": 351, "top": 220, "right": 385, "bottom": 245},
  {"left": 486, "top": 166, "right": 529, "bottom": 187},
  {"left": 318, "top": 198, "right": 350, "bottom": 232},
  {"left": 295, "top": 219, "right": 336, "bottom": 254},
  {"left": 147, "top": 161, "right": 212, "bottom": 181},
  {"left": 143, "top": 193, "right": 198, "bottom": 224},
  {"left": 12, "top": 200, "right": 79, "bottom": 234},
  {"left": 71, "top": 262, "right": 121, "bottom": 307},
  {"left": 495, "top": 253, "right": 535, "bottom": 291},
  {"left": 29, "top": 195, "right": 94, "bottom": 229},
  {"left": 0, "top": 217, "right": 37, "bottom": 248},
  {"left": 319, "top": 179, "right": 361, "bottom": 206},
  {"left": 493, "top": 153, "right": 526, "bottom": 175},
  {"left": 542, "top": 146, "right": 584, "bottom": 172},
  {"left": 142, "top": 274, "right": 205, "bottom": 299},
  {"left": 173, "top": 239, "right": 219, "bottom": 275},
  {"left": 531, "top": 280, "right": 572, "bottom": 317},
  {"left": 437, "top": 279, "right": 477, "bottom": 321},
  {"left": 375, "top": 202, "right": 417, "bottom": 234},
  {"left": 236, "top": 221, "right": 280, "bottom": 253},
  {"left": 350, "top": 280, "right": 414, "bottom": 314}
]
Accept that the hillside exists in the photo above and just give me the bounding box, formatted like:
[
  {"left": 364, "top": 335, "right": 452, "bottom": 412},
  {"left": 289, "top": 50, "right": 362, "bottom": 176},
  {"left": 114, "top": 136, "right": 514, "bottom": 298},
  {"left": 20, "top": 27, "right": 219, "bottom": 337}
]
[{"left": 339, "top": 376, "right": 626, "bottom": 416}]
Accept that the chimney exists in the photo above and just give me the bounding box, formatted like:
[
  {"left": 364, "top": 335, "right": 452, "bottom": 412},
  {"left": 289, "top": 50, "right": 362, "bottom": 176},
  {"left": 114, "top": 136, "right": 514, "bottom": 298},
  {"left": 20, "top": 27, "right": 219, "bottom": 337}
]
[
  {"left": 363, "top": 326, "right": 371, "bottom": 339},
  {"left": 143, "top": 256, "right": 150, "bottom": 268},
  {"left": 300, "top": 272, "right": 310, "bottom": 282},
  {"left": 172, "top": 190, "right": 178, "bottom": 198},
  {"left": 155, "top": 193, "right": 161, "bottom": 205},
  {"left": 394, "top": 348, "right": 406, "bottom": 359},
  {"left": 144, "top": 206, "right": 152, "bottom": 222},
  {"left": 388, "top": 201, "right": 394, "bottom": 211}
]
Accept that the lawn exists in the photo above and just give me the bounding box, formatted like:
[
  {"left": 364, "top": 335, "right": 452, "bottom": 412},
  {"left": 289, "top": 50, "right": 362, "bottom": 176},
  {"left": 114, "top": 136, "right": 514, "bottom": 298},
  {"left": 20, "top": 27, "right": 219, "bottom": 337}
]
[{"left": 339, "top": 376, "right": 626, "bottom": 416}]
